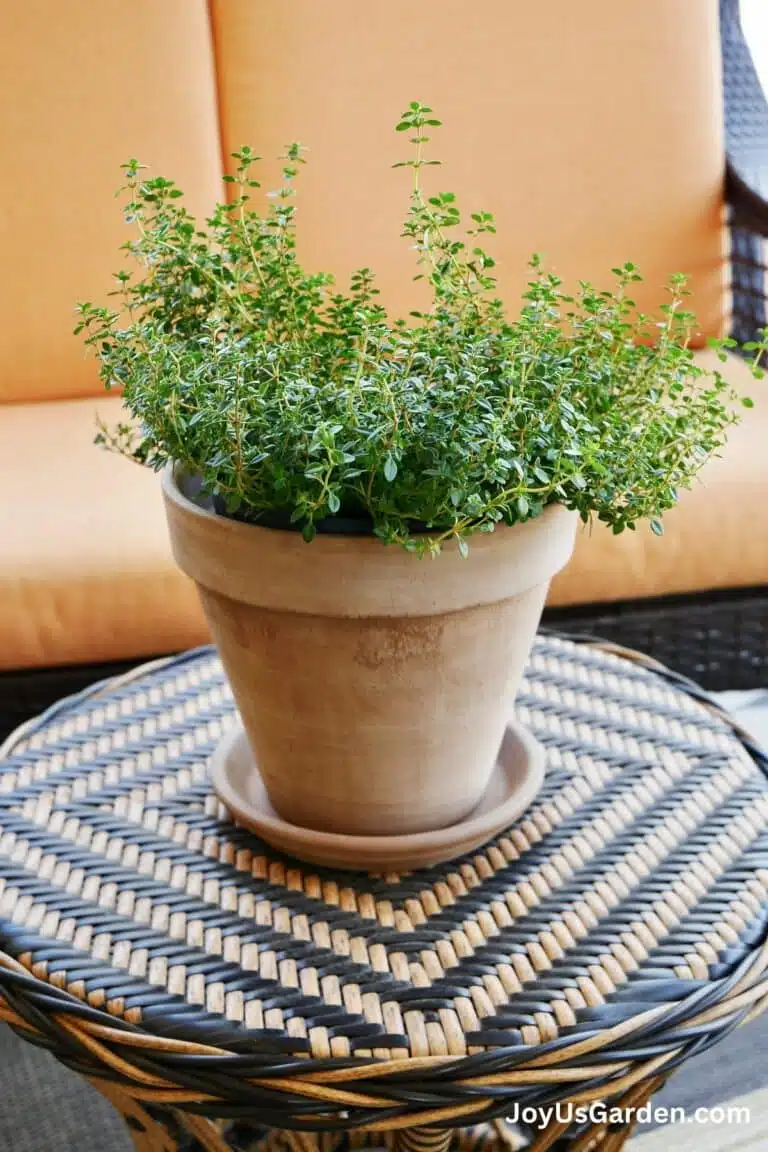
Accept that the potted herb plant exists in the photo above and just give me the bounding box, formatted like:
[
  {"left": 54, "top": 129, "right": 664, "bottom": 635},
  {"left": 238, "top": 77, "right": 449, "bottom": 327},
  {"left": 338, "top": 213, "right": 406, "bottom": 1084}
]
[{"left": 76, "top": 103, "right": 763, "bottom": 869}]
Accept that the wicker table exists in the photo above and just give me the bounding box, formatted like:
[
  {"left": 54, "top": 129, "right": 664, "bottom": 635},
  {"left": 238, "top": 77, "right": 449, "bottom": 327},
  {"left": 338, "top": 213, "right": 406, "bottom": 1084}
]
[{"left": 1, "top": 636, "right": 768, "bottom": 1152}]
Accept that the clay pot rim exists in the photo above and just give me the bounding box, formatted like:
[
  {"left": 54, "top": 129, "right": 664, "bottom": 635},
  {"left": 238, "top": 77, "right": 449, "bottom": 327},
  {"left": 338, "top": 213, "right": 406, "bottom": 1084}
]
[
  {"left": 164, "top": 462, "right": 566, "bottom": 549},
  {"left": 162, "top": 463, "right": 578, "bottom": 617}
]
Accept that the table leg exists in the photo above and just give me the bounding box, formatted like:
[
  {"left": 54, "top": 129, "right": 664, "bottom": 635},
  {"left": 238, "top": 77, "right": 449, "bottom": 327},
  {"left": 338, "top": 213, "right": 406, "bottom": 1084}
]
[
  {"left": 557, "top": 1073, "right": 668, "bottom": 1151},
  {"left": 87, "top": 1079, "right": 230, "bottom": 1152},
  {"left": 393, "top": 1126, "right": 453, "bottom": 1152}
]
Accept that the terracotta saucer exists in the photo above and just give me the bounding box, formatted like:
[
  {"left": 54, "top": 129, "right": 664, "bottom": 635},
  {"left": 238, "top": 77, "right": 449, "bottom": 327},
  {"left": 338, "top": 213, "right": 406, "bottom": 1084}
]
[{"left": 211, "top": 722, "right": 546, "bottom": 872}]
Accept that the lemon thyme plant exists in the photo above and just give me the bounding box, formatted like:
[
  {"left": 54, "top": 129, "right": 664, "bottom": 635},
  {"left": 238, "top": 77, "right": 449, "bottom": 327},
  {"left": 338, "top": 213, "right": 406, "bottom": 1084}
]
[{"left": 76, "top": 103, "right": 765, "bottom": 554}]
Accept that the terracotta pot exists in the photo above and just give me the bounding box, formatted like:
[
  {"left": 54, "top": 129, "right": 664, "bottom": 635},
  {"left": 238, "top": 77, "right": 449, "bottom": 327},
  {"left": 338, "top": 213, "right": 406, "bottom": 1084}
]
[{"left": 163, "top": 467, "right": 577, "bottom": 837}]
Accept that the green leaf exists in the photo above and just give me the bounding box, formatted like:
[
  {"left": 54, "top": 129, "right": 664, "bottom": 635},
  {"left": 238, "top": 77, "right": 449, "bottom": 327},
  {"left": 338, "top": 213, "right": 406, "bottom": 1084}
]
[
  {"left": 650, "top": 519, "right": 664, "bottom": 536},
  {"left": 516, "top": 494, "right": 529, "bottom": 518},
  {"left": 383, "top": 456, "right": 398, "bottom": 482}
]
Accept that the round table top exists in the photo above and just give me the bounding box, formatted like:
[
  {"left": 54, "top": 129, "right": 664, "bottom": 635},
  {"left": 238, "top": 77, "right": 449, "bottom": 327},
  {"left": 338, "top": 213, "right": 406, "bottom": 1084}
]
[{"left": 1, "top": 635, "right": 768, "bottom": 1128}]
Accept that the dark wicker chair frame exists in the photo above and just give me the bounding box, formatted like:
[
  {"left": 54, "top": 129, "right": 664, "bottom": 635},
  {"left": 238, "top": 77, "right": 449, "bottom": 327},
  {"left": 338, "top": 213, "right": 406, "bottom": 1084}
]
[{"left": 1, "top": 0, "right": 767, "bottom": 738}]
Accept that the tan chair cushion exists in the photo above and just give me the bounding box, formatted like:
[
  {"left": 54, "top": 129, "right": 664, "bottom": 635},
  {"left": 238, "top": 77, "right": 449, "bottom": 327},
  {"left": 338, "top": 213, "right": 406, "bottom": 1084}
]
[
  {"left": 210, "top": 0, "right": 725, "bottom": 341},
  {"left": 0, "top": 397, "right": 207, "bottom": 670},
  {"left": 550, "top": 351, "right": 768, "bottom": 605},
  {"left": 0, "top": 0, "right": 222, "bottom": 404},
  {"left": 0, "top": 351, "right": 763, "bottom": 670}
]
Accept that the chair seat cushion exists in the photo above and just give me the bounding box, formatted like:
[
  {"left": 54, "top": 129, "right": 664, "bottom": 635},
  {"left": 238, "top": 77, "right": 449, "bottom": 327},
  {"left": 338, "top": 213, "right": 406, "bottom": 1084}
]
[
  {"left": 0, "top": 350, "right": 765, "bottom": 670},
  {"left": 550, "top": 350, "right": 768, "bottom": 606},
  {"left": 0, "top": 396, "right": 207, "bottom": 670}
]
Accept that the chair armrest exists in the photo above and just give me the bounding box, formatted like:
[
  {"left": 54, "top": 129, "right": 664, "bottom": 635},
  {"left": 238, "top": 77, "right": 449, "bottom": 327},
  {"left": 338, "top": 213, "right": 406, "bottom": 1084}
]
[{"left": 721, "top": 0, "right": 768, "bottom": 338}]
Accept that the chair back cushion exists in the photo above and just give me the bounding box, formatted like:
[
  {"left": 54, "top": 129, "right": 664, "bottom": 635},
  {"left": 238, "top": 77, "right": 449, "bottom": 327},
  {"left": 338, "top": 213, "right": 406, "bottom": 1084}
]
[
  {"left": 210, "top": 0, "right": 726, "bottom": 341},
  {"left": 0, "top": 0, "right": 222, "bottom": 402}
]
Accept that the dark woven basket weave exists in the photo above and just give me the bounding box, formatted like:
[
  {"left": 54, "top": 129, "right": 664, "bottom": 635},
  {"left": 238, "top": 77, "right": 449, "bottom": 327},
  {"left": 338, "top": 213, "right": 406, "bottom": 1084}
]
[
  {"left": 0, "top": 658, "right": 139, "bottom": 745},
  {"left": 1, "top": 637, "right": 768, "bottom": 1152},
  {"left": 721, "top": 0, "right": 768, "bottom": 342},
  {"left": 543, "top": 589, "right": 768, "bottom": 691}
]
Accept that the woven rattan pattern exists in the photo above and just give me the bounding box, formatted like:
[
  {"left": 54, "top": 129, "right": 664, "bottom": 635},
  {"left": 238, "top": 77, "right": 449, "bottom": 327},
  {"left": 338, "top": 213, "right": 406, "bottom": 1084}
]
[{"left": 1, "top": 637, "right": 768, "bottom": 1133}]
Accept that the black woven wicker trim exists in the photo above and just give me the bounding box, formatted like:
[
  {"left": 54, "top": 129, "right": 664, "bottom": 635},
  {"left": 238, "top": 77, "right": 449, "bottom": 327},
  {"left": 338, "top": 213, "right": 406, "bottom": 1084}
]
[
  {"left": 0, "top": 657, "right": 149, "bottom": 743},
  {"left": 542, "top": 588, "right": 768, "bottom": 691},
  {"left": 721, "top": 0, "right": 768, "bottom": 343},
  {"left": 722, "top": 0, "right": 768, "bottom": 201}
]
